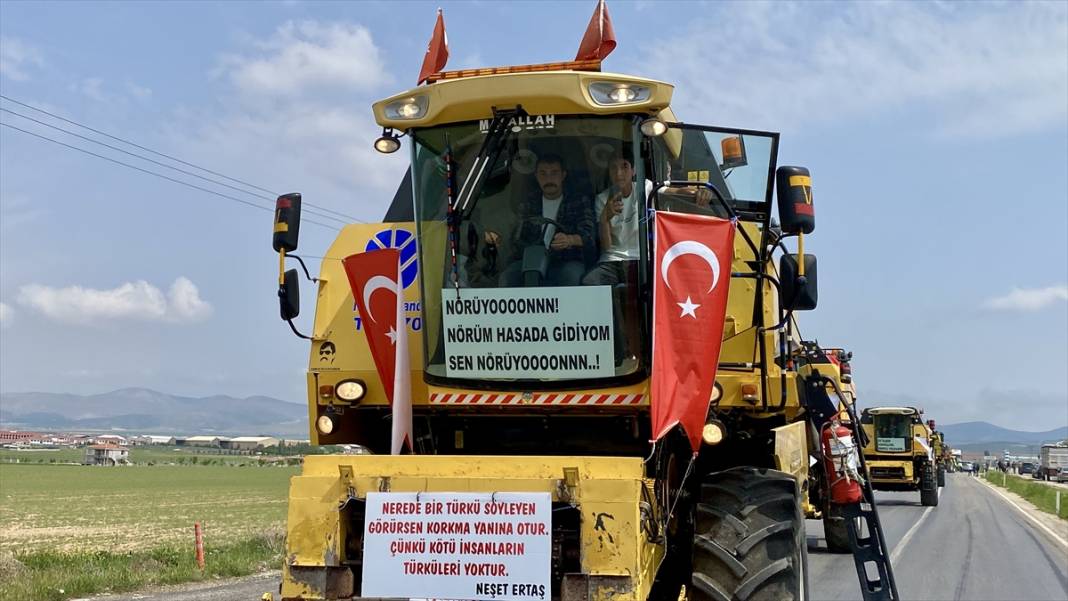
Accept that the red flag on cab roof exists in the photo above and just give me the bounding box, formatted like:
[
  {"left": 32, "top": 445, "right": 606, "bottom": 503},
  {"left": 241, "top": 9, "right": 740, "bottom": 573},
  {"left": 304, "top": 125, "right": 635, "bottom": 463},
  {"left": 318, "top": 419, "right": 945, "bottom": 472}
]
[
  {"left": 417, "top": 8, "right": 449, "bottom": 85},
  {"left": 342, "top": 248, "right": 413, "bottom": 454},
  {"left": 575, "top": 0, "right": 617, "bottom": 61},
  {"left": 651, "top": 212, "right": 735, "bottom": 453}
]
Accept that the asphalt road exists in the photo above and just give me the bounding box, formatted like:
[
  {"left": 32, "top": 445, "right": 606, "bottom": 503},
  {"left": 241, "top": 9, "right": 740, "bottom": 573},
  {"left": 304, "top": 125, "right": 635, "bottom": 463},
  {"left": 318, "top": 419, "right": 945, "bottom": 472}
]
[
  {"left": 808, "top": 473, "right": 1068, "bottom": 600},
  {"left": 97, "top": 474, "right": 1067, "bottom": 601}
]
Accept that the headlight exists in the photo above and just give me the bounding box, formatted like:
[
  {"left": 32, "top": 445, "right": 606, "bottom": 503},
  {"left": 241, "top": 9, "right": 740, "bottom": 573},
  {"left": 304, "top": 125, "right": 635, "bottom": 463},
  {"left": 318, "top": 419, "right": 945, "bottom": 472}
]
[
  {"left": 316, "top": 414, "right": 336, "bottom": 435},
  {"left": 709, "top": 382, "right": 723, "bottom": 403},
  {"left": 336, "top": 380, "right": 367, "bottom": 402},
  {"left": 384, "top": 96, "right": 429, "bottom": 120},
  {"left": 588, "top": 82, "right": 651, "bottom": 106},
  {"left": 702, "top": 420, "right": 727, "bottom": 446}
]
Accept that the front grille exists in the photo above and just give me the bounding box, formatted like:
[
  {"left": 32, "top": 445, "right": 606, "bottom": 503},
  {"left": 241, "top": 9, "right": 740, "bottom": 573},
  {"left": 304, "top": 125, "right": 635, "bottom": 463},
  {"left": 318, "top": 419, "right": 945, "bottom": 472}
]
[{"left": 871, "top": 466, "right": 906, "bottom": 479}]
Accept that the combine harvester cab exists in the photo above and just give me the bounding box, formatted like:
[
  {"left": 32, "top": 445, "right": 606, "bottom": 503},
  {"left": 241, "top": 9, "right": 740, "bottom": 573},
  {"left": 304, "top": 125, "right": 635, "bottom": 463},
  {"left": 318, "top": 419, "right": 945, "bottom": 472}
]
[
  {"left": 860, "top": 407, "right": 939, "bottom": 507},
  {"left": 268, "top": 4, "right": 898, "bottom": 600}
]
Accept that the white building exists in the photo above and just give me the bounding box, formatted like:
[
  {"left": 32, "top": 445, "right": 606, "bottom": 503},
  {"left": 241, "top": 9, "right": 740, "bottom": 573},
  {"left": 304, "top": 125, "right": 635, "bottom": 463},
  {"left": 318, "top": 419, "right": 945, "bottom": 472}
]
[{"left": 225, "top": 436, "right": 280, "bottom": 451}]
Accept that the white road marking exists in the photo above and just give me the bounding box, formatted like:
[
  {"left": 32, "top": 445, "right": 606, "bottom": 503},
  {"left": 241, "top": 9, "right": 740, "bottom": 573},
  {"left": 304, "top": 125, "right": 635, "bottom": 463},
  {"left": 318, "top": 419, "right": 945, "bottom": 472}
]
[
  {"left": 889, "top": 504, "right": 934, "bottom": 564},
  {"left": 976, "top": 476, "right": 1068, "bottom": 549}
]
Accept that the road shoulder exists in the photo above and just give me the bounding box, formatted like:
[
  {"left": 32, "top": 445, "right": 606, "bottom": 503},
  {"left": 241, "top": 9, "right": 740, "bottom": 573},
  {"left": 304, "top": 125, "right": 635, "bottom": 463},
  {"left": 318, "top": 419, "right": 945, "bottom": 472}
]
[{"left": 975, "top": 475, "right": 1068, "bottom": 548}]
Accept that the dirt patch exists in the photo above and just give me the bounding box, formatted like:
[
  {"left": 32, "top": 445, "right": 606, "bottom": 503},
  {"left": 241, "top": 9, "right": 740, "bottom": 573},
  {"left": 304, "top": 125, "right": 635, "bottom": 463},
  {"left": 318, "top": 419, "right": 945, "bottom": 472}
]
[{"left": 0, "top": 551, "right": 28, "bottom": 580}]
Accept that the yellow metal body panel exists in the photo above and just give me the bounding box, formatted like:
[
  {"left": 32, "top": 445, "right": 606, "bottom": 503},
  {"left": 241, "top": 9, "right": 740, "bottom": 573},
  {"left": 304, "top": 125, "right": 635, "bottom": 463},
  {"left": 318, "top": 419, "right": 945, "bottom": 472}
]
[
  {"left": 282, "top": 455, "right": 662, "bottom": 600},
  {"left": 866, "top": 459, "right": 915, "bottom": 486},
  {"left": 373, "top": 71, "right": 673, "bottom": 130}
]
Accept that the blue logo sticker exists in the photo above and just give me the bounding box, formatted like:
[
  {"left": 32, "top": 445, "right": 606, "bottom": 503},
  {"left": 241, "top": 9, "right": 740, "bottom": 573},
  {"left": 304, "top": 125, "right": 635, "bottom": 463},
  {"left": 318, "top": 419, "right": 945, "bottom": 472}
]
[{"left": 365, "top": 228, "right": 418, "bottom": 289}]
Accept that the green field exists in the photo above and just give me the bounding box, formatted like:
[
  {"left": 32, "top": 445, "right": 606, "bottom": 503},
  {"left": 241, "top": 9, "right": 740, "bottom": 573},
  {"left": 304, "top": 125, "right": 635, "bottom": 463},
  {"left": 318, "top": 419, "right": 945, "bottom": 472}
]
[
  {"left": 984, "top": 471, "right": 1068, "bottom": 520},
  {"left": 0, "top": 462, "right": 298, "bottom": 600},
  {"left": 0, "top": 463, "right": 297, "bottom": 552}
]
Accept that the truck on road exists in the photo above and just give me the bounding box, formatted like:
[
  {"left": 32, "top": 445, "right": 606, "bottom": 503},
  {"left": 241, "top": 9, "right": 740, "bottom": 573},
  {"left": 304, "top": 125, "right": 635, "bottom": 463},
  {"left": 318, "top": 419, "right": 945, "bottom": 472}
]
[{"left": 1039, "top": 443, "right": 1068, "bottom": 482}]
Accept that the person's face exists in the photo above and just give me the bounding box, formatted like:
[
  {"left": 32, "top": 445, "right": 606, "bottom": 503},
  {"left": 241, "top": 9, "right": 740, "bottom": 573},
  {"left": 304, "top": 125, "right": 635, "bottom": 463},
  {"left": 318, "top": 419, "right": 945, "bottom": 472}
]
[
  {"left": 535, "top": 161, "right": 566, "bottom": 199},
  {"left": 609, "top": 158, "right": 634, "bottom": 191}
]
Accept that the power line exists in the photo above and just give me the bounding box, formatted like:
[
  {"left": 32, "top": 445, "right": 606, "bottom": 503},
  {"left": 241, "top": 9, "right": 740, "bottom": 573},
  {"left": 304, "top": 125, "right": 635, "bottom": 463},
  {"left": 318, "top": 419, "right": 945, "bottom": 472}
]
[
  {"left": 0, "top": 121, "right": 341, "bottom": 231},
  {"left": 0, "top": 94, "right": 363, "bottom": 223},
  {"left": 1, "top": 107, "right": 349, "bottom": 226}
]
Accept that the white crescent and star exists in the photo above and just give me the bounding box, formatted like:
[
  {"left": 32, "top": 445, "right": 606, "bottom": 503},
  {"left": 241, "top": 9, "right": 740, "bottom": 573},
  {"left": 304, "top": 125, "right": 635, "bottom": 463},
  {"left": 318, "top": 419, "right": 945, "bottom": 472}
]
[
  {"left": 660, "top": 240, "right": 722, "bottom": 318},
  {"left": 361, "top": 275, "right": 399, "bottom": 324}
]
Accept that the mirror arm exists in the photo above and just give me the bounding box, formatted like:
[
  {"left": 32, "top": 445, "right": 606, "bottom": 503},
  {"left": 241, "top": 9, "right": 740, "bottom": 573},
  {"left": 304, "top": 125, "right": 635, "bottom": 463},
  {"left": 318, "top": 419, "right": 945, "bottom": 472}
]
[
  {"left": 286, "top": 319, "right": 312, "bottom": 340},
  {"left": 287, "top": 254, "right": 319, "bottom": 283}
]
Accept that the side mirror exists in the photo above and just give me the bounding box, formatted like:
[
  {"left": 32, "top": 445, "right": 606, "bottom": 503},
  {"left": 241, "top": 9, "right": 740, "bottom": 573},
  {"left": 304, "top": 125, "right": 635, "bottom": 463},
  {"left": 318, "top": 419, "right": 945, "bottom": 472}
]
[
  {"left": 279, "top": 268, "right": 300, "bottom": 320},
  {"left": 779, "top": 253, "right": 817, "bottom": 310},
  {"left": 273, "top": 193, "right": 302, "bottom": 253},
  {"left": 775, "top": 166, "right": 814, "bottom": 235}
]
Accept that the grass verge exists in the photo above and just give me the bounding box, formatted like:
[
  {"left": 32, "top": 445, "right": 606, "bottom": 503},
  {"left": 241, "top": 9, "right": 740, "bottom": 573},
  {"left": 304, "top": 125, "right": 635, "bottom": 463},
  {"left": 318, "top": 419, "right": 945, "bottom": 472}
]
[
  {"left": 0, "top": 531, "right": 283, "bottom": 601},
  {"left": 983, "top": 471, "right": 1068, "bottom": 520}
]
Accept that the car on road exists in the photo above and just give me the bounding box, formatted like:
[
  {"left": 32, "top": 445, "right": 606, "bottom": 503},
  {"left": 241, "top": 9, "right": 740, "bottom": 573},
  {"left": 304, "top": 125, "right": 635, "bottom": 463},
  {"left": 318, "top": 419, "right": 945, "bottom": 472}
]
[
  {"left": 961, "top": 461, "right": 974, "bottom": 473},
  {"left": 1019, "top": 462, "right": 1036, "bottom": 475}
]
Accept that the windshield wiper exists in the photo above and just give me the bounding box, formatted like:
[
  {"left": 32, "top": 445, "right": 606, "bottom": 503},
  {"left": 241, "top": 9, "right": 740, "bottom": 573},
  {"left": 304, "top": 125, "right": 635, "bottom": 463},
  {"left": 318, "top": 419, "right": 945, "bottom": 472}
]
[{"left": 451, "top": 106, "right": 525, "bottom": 218}]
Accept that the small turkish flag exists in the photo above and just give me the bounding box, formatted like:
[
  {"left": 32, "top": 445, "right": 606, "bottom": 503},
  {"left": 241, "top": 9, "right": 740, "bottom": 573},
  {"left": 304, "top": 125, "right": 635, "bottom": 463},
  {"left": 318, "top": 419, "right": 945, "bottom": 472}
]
[
  {"left": 417, "top": 9, "right": 449, "bottom": 85},
  {"left": 651, "top": 212, "right": 735, "bottom": 452},
  {"left": 342, "top": 248, "right": 412, "bottom": 454},
  {"left": 575, "top": 0, "right": 617, "bottom": 61}
]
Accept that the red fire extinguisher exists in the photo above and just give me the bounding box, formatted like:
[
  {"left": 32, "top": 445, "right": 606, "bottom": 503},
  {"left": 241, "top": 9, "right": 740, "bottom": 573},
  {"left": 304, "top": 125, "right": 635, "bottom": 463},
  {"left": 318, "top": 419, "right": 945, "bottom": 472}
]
[{"left": 822, "top": 421, "right": 864, "bottom": 505}]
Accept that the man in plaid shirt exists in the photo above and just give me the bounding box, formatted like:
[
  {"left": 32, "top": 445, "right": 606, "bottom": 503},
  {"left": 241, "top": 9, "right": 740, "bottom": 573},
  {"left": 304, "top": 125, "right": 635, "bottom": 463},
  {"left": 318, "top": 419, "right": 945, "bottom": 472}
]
[{"left": 490, "top": 154, "right": 596, "bottom": 286}]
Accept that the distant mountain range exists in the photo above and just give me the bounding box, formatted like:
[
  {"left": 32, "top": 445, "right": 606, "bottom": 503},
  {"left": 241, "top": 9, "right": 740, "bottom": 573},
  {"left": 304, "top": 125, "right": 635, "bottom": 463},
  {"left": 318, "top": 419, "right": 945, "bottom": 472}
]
[
  {"left": 939, "top": 421, "right": 1067, "bottom": 445},
  {"left": 2, "top": 389, "right": 1065, "bottom": 446},
  {"left": 0, "top": 388, "right": 308, "bottom": 437}
]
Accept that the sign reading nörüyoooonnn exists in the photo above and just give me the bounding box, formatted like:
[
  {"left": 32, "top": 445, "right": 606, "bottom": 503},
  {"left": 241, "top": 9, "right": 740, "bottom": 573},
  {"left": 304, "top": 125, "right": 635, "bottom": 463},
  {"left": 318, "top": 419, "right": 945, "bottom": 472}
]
[{"left": 441, "top": 287, "right": 614, "bottom": 379}]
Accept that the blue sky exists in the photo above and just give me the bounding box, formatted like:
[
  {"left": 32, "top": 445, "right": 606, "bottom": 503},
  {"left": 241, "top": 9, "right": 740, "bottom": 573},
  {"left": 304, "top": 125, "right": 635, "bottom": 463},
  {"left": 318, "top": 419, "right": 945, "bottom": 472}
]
[{"left": 1, "top": 1, "right": 1065, "bottom": 430}]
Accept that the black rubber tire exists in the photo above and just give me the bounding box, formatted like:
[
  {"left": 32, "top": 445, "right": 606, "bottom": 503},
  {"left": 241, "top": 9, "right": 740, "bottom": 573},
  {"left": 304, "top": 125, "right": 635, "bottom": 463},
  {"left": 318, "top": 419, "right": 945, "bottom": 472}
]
[
  {"left": 920, "top": 464, "right": 939, "bottom": 507},
  {"left": 823, "top": 508, "right": 852, "bottom": 554},
  {"left": 691, "top": 467, "right": 807, "bottom": 601},
  {"left": 937, "top": 466, "right": 946, "bottom": 487}
]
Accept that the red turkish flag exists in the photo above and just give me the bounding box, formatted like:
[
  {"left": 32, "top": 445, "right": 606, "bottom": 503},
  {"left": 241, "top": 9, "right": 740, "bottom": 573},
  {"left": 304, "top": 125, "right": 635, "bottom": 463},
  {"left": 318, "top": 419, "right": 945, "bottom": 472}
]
[
  {"left": 651, "top": 212, "right": 735, "bottom": 452},
  {"left": 417, "top": 9, "right": 449, "bottom": 85},
  {"left": 342, "top": 248, "right": 412, "bottom": 454},
  {"left": 575, "top": 0, "right": 617, "bottom": 61}
]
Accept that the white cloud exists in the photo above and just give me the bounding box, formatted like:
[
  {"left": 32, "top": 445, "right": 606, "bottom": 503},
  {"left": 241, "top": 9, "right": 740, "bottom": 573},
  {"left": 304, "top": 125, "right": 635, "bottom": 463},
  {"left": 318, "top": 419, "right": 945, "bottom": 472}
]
[
  {"left": 984, "top": 285, "right": 1068, "bottom": 312},
  {"left": 0, "top": 302, "right": 12, "bottom": 327},
  {"left": 167, "top": 277, "right": 212, "bottom": 321},
  {"left": 219, "top": 20, "right": 390, "bottom": 98},
  {"left": 16, "top": 277, "right": 212, "bottom": 324},
  {"left": 641, "top": 2, "right": 1068, "bottom": 136},
  {"left": 170, "top": 19, "right": 406, "bottom": 221},
  {"left": 0, "top": 36, "right": 44, "bottom": 81}
]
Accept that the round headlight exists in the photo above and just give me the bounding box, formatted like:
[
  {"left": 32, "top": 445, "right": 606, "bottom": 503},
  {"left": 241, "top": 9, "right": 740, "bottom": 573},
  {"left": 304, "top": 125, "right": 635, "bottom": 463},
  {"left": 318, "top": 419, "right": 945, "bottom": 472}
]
[
  {"left": 316, "top": 414, "right": 336, "bottom": 435},
  {"left": 640, "top": 118, "right": 667, "bottom": 137},
  {"left": 702, "top": 420, "right": 726, "bottom": 446},
  {"left": 710, "top": 382, "right": 723, "bottom": 403},
  {"left": 336, "top": 380, "right": 366, "bottom": 402},
  {"left": 374, "top": 136, "right": 401, "bottom": 154}
]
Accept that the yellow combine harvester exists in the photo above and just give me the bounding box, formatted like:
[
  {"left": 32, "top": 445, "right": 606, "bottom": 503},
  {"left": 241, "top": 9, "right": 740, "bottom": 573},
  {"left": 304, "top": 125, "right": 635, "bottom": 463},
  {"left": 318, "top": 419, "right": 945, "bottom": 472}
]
[
  {"left": 268, "top": 9, "right": 897, "bottom": 600},
  {"left": 859, "top": 407, "right": 940, "bottom": 507}
]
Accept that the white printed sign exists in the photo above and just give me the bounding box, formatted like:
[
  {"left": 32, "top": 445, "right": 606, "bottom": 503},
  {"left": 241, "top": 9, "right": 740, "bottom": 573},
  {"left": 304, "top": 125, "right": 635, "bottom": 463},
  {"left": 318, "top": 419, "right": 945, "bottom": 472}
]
[
  {"left": 441, "top": 287, "right": 614, "bottom": 379},
  {"left": 361, "top": 492, "right": 551, "bottom": 601},
  {"left": 877, "top": 437, "right": 906, "bottom": 452}
]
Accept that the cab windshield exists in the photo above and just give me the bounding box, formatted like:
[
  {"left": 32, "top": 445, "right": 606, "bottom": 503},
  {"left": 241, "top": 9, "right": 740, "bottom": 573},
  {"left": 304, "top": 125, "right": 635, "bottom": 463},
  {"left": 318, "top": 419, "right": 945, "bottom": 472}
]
[
  {"left": 410, "top": 115, "right": 646, "bottom": 386},
  {"left": 874, "top": 415, "right": 913, "bottom": 453}
]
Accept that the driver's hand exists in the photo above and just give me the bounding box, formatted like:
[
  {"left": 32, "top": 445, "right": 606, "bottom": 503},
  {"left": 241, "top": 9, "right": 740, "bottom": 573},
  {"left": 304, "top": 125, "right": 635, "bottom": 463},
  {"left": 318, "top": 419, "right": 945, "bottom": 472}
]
[
  {"left": 549, "top": 232, "right": 571, "bottom": 250},
  {"left": 484, "top": 230, "right": 500, "bottom": 246},
  {"left": 695, "top": 188, "right": 713, "bottom": 206}
]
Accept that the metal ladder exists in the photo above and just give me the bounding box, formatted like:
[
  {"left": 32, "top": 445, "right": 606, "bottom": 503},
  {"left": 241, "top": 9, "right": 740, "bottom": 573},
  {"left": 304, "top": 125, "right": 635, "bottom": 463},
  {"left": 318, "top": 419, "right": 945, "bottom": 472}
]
[{"left": 805, "top": 373, "right": 900, "bottom": 601}]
